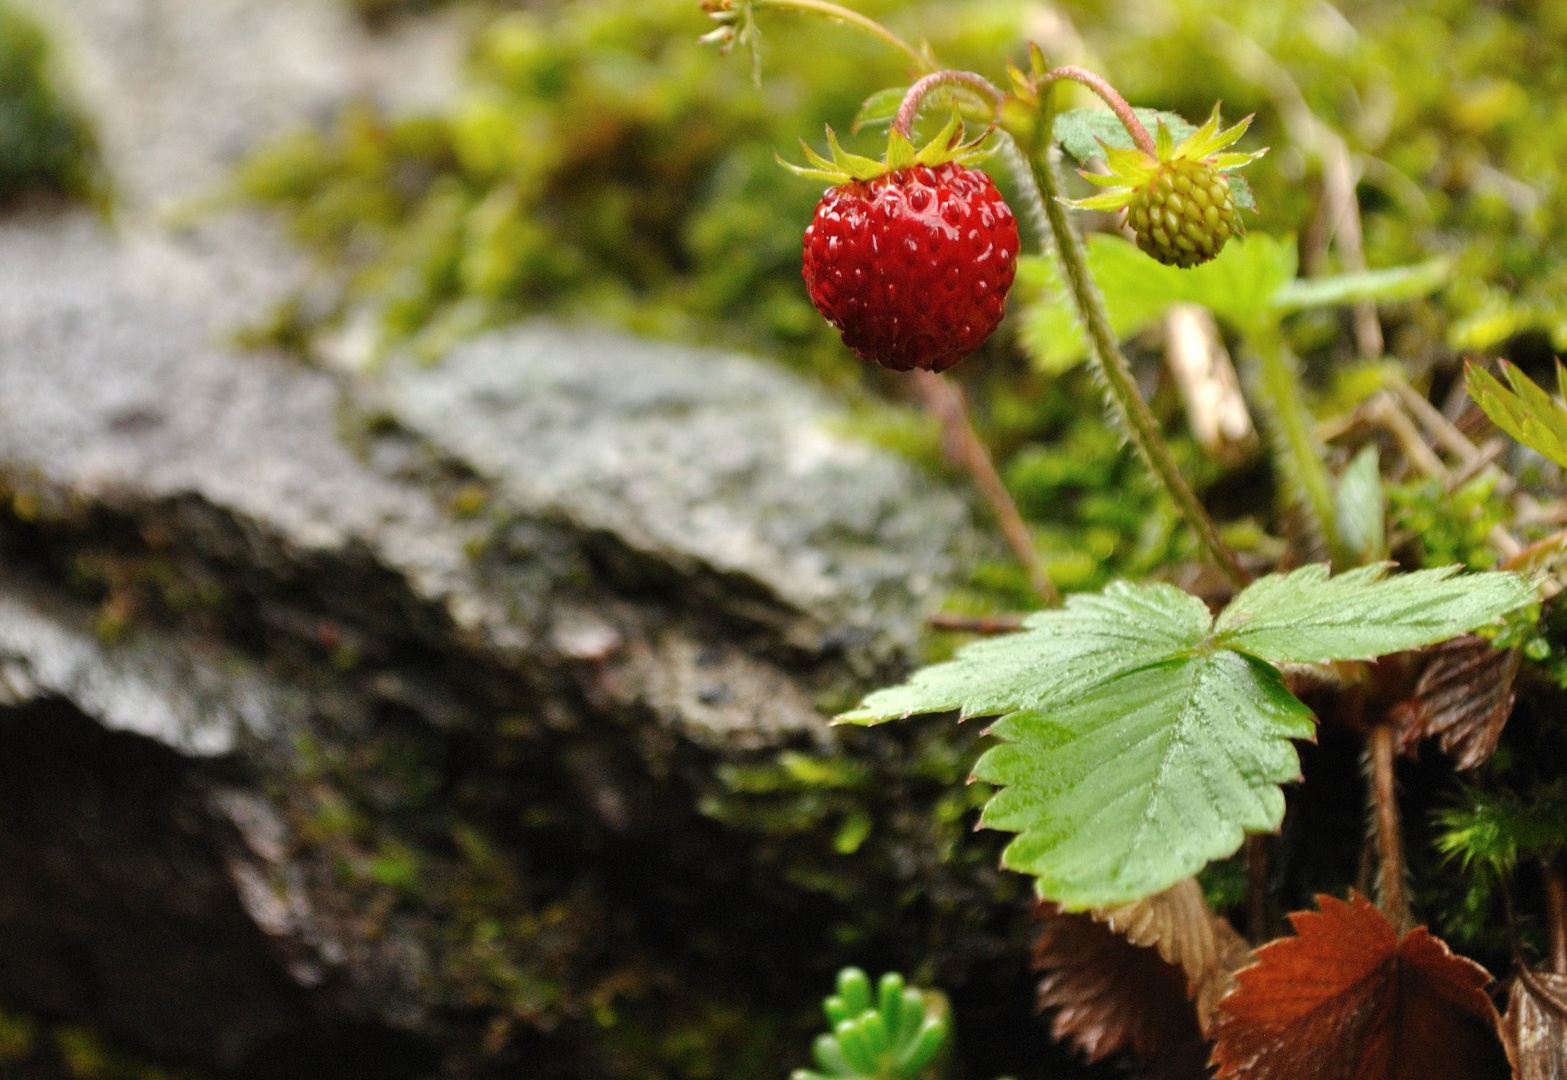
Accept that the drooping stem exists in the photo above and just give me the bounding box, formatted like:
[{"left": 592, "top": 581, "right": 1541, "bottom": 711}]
[
  {"left": 1034, "top": 65, "right": 1156, "bottom": 155},
  {"left": 745, "top": 0, "right": 934, "bottom": 72},
  {"left": 914, "top": 371, "right": 1060, "bottom": 606},
  {"left": 1249, "top": 323, "right": 1347, "bottom": 567},
  {"left": 1368, "top": 722, "right": 1410, "bottom": 931},
  {"left": 892, "top": 70, "right": 1006, "bottom": 138},
  {"left": 1020, "top": 112, "right": 1248, "bottom": 586}
]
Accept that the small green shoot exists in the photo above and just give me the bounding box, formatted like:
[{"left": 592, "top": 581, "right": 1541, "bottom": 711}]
[
  {"left": 792, "top": 968, "right": 949, "bottom": 1080},
  {"left": 1464, "top": 358, "right": 1567, "bottom": 469}
]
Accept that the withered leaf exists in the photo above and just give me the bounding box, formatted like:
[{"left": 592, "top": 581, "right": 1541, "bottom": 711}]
[
  {"left": 1034, "top": 901, "right": 1204, "bottom": 1067},
  {"left": 1389, "top": 635, "right": 1519, "bottom": 771},
  {"left": 1094, "top": 877, "right": 1255, "bottom": 1034},
  {"left": 1210, "top": 893, "right": 1509, "bottom": 1079},
  {"left": 1504, "top": 970, "right": 1567, "bottom": 1080}
]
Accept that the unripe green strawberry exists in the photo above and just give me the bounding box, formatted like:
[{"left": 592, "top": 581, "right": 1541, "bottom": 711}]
[
  {"left": 1126, "top": 159, "right": 1239, "bottom": 268},
  {"left": 1065, "top": 105, "right": 1265, "bottom": 271}
]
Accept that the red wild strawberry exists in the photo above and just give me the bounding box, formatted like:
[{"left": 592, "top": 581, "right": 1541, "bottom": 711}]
[{"left": 786, "top": 119, "right": 1019, "bottom": 373}]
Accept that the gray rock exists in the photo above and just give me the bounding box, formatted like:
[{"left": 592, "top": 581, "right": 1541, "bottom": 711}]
[{"left": 0, "top": 0, "right": 997, "bottom": 1074}]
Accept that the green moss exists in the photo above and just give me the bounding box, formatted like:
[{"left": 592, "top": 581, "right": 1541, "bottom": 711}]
[{"left": 0, "top": 2, "right": 101, "bottom": 203}]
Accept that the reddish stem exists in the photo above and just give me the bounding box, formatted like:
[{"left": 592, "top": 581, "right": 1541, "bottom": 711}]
[
  {"left": 1369, "top": 722, "right": 1410, "bottom": 930},
  {"left": 892, "top": 70, "right": 1006, "bottom": 139},
  {"left": 1035, "top": 64, "right": 1157, "bottom": 156},
  {"left": 913, "top": 371, "right": 1059, "bottom": 606}
]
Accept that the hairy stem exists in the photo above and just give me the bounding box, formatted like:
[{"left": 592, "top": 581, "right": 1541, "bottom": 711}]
[
  {"left": 1545, "top": 861, "right": 1567, "bottom": 975},
  {"left": 1035, "top": 65, "right": 1157, "bottom": 155},
  {"left": 1249, "top": 323, "right": 1346, "bottom": 567},
  {"left": 914, "top": 371, "right": 1060, "bottom": 606},
  {"left": 1369, "top": 722, "right": 1410, "bottom": 930},
  {"left": 1020, "top": 113, "right": 1247, "bottom": 586},
  {"left": 747, "top": 0, "right": 934, "bottom": 71},
  {"left": 892, "top": 70, "right": 1006, "bottom": 137}
]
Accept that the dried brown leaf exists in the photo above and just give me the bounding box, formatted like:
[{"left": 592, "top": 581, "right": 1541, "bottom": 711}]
[
  {"left": 1504, "top": 970, "right": 1567, "bottom": 1080},
  {"left": 1034, "top": 902, "right": 1204, "bottom": 1067},
  {"left": 1389, "top": 635, "right": 1519, "bottom": 771},
  {"left": 1094, "top": 878, "right": 1255, "bottom": 1034},
  {"left": 1210, "top": 892, "right": 1509, "bottom": 1079}
]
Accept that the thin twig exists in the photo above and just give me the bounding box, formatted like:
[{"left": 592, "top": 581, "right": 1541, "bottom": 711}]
[
  {"left": 1386, "top": 377, "right": 1481, "bottom": 465},
  {"left": 926, "top": 612, "right": 1026, "bottom": 634},
  {"left": 745, "top": 0, "right": 934, "bottom": 71},
  {"left": 913, "top": 371, "right": 1059, "bottom": 606},
  {"left": 1369, "top": 722, "right": 1410, "bottom": 931}
]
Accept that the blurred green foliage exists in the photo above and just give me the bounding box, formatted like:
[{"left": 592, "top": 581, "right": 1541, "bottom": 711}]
[{"left": 0, "top": 1, "right": 99, "bottom": 203}]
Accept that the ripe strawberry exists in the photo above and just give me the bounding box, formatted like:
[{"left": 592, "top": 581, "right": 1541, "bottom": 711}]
[
  {"left": 786, "top": 120, "right": 1019, "bottom": 373},
  {"left": 1067, "top": 105, "right": 1265, "bottom": 269}
]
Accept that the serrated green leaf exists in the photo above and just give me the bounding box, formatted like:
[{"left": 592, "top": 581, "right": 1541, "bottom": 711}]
[
  {"left": 1055, "top": 107, "right": 1195, "bottom": 164},
  {"left": 1465, "top": 359, "right": 1567, "bottom": 469},
  {"left": 839, "top": 581, "right": 1211, "bottom": 724},
  {"left": 1213, "top": 563, "right": 1534, "bottom": 663},
  {"left": 852, "top": 87, "right": 906, "bottom": 132},
  {"left": 1335, "top": 444, "right": 1386, "bottom": 563},
  {"left": 975, "top": 650, "right": 1313, "bottom": 909},
  {"left": 1226, "top": 171, "right": 1256, "bottom": 210},
  {"left": 1273, "top": 258, "right": 1451, "bottom": 313},
  {"left": 840, "top": 565, "right": 1532, "bottom": 908},
  {"left": 1015, "top": 234, "right": 1296, "bottom": 371}
]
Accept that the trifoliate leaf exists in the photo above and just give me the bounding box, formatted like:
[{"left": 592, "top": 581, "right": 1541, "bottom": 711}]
[
  {"left": 976, "top": 650, "right": 1314, "bottom": 908},
  {"left": 1212, "top": 564, "right": 1534, "bottom": 664},
  {"left": 1210, "top": 893, "right": 1509, "bottom": 1080},
  {"left": 1055, "top": 107, "right": 1196, "bottom": 165},
  {"left": 1465, "top": 359, "right": 1567, "bottom": 469},
  {"left": 841, "top": 567, "right": 1531, "bottom": 907}
]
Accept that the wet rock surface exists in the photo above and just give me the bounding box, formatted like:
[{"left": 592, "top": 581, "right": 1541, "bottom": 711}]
[{"left": 0, "top": 1, "right": 1031, "bottom": 1077}]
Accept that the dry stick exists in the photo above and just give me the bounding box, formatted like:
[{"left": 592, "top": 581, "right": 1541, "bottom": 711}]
[
  {"left": 926, "top": 612, "right": 1025, "bottom": 634},
  {"left": 913, "top": 371, "right": 1059, "bottom": 606},
  {"left": 1368, "top": 722, "right": 1410, "bottom": 931}
]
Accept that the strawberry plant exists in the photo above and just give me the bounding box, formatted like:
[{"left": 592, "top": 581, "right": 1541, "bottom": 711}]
[{"left": 700, "top": 1, "right": 1561, "bottom": 1075}]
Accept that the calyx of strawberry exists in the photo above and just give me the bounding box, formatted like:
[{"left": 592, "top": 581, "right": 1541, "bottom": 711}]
[
  {"left": 778, "top": 113, "right": 988, "bottom": 184},
  {"left": 1065, "top": 104, "right": 1265, "bottom": 213}
]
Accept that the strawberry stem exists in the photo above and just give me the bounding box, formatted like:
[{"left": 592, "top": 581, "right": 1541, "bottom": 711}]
[
  {"left": 1544, "top": 861, "right": 1567, "bottom": 975},
  {"left": 1035, "top": 65, "right": 1157, "bottom": 156},
  {"left": 1015, "top": 106, "right": 1249, "bottom": 587},
  {"left": 892, "top": 70, "right": 1006, "bottom": 138}
]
